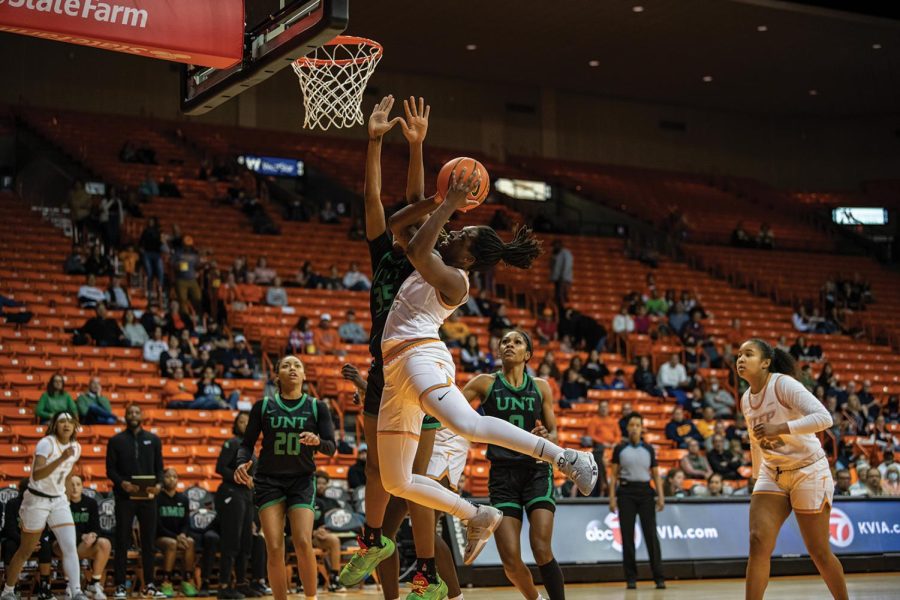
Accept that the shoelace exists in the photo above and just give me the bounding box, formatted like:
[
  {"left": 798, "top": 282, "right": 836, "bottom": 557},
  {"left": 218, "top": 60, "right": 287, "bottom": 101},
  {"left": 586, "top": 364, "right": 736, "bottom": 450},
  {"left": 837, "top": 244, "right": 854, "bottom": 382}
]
[
  {"left": 353, "top": 535, "right": 370, "bottom": 556},
  {"left": 409, "top": 574, "right": 429, "bottom": 595}
]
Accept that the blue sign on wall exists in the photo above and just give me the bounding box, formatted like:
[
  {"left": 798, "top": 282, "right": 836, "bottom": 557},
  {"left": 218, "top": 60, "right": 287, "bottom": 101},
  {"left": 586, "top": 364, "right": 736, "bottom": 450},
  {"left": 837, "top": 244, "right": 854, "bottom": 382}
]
[
  {"left": 468, "top": 499, "right": 900, "bottom": 566},
  {"left": 238, "top": 155, "right": 304, "bottom": 177}
]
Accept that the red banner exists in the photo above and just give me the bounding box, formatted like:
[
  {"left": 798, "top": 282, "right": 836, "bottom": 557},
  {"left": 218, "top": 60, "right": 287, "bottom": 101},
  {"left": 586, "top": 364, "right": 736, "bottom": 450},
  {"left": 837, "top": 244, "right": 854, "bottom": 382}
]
[{"left": 0, "top": 0, "right": 243, "bottom": 68}]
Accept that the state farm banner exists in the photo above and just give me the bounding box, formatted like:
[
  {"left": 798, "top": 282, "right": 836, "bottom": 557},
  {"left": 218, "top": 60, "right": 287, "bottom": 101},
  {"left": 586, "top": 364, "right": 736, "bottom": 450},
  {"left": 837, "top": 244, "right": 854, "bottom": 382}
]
[
  {"left": 0, "top": 0, "right": 243, "bottom": 67},
  {"left": 467, "top": 498, "right": 900, "bottom": 566}
]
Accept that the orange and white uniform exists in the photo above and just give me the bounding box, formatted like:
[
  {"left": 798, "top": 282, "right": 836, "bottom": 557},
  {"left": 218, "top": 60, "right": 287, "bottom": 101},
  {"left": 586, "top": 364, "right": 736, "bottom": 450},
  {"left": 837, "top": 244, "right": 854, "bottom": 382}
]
[
  {"left": 20, "top": 435, "right": 81, "bottom": 532},
  {"left": 741, "top": 373, "right": 834, "bottom": 513}
]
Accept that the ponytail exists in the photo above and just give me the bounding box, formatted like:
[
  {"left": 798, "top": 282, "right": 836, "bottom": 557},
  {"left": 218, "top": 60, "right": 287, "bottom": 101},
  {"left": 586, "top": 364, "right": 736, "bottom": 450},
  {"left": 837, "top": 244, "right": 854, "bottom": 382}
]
[
  {"left": 470, "top": 225, "right": 542, "bottom": 272},
  {"left": 747, "top": 338, "right": 797, "bottom": 378}
]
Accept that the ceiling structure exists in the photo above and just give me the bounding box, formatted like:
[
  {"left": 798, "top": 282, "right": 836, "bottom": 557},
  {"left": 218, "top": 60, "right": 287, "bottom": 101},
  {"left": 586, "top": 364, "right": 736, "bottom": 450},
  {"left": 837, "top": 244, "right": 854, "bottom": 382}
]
[{"left": 345, "top": 0, "right": 900, "bottom": 117}]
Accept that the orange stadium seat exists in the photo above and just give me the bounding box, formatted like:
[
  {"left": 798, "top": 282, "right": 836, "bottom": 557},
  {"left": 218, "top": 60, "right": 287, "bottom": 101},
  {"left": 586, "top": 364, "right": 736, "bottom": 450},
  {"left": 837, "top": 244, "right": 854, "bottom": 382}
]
[{"left": 0, "top": 463, "right": 32, "bottom": 480}]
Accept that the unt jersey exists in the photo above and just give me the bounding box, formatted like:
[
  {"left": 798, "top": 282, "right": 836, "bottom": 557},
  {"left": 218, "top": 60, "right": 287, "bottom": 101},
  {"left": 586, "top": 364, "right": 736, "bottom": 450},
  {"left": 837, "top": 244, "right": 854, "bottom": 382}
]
[{"left": 481, "top": 373, "right": 545, "bottom": 466}]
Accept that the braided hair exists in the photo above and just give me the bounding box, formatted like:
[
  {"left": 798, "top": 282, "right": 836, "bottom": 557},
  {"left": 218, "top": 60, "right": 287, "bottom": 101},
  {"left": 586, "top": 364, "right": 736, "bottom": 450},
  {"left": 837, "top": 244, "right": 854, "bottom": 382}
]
[{"left": 469, "top": 225, "right": 542, "bottom": 272}]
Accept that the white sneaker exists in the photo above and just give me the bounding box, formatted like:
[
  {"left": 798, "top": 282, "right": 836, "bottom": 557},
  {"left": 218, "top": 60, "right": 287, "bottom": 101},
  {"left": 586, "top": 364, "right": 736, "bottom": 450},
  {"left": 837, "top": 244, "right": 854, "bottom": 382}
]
[
  {"left": 463, "top": 504, "right": 503, "bottom": 565},
  {"left": 557, "top": 449, "right": 599, "bottom": 496},
  {"left": 87, "top": 582, "right": 107, "bottom": 600},
  {"left": 1, "top": 589, "right": 19, "bottom": 600}
]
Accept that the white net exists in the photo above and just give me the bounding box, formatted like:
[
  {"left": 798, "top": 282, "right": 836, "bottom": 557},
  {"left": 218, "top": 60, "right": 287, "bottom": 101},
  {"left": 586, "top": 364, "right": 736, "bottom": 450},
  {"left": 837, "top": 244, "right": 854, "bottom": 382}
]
[{"left": 292, "top": 36, "right": 383, "bottom": 131}]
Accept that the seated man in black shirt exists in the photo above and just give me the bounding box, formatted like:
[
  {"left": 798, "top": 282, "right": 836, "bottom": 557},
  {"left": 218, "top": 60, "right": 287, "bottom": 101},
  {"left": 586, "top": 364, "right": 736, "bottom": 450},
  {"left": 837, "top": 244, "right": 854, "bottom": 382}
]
[
  {"left": 155, "top": 469, "right": 199, "bottom": 597},
  {"left": 313, "top": 471, "right": 345, "bottom": 592},
  {"left": 706, "top": 435, "right": 743, "bottom": 480},
  {"left": 78, "top": 303, "right": 125, "bottom": 347},
  {"left": 55, "top": 475, "right": 111, "bottom": 599}
]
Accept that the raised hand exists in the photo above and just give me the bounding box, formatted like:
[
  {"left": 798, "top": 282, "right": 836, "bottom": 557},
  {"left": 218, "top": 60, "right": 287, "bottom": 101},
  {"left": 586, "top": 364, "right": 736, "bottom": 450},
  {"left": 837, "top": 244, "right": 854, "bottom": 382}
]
[
  {"left": 444, "top": 167, "right": 482, "bottom": 212},
  {"left": 368, "top": 95, "right": 403, "bottom": 139},
  {"left": 401, "top": 96, "right": 430, "bottom": 145}
]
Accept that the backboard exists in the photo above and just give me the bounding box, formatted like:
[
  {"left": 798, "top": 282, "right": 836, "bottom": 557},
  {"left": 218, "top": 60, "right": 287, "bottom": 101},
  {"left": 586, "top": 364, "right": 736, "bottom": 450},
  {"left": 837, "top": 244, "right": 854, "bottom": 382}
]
[{"left": 181, "top": 0, "right": 348, "bottom": 115}]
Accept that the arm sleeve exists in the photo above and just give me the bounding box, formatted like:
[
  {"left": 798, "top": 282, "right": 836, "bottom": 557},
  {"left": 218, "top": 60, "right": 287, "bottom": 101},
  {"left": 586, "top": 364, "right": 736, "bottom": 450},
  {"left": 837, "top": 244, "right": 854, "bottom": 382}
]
[
  {"left": 778, "top": 376, "right": 833, "bottom": 434},
  {"left": 315, "top": 401, "right": 337, "bottom": 457},
  {"left": 216, "top": 440, "right": 238, "bottom": 482},
  {"left": 87, "top": 498, "right": 101, "bottom": 535},
  {"left": 106, "top": 437, "right": 124, "bottom": 488},
  {"left": 236, "top": 401, "right": 262, "bottom": 465}
]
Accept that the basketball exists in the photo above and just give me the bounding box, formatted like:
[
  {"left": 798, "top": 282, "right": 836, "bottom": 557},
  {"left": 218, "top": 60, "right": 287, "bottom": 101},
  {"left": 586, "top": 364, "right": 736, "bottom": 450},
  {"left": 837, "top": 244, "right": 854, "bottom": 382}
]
[{"left": 436, "top": 157, "right": 490, "bottom": 212}]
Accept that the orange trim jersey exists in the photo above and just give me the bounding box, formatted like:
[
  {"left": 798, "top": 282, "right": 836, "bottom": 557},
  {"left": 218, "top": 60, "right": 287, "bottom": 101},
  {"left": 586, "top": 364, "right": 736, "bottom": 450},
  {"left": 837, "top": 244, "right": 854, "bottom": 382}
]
[{"left": 383, "top": 268, "right": 469, "bottom": 348}]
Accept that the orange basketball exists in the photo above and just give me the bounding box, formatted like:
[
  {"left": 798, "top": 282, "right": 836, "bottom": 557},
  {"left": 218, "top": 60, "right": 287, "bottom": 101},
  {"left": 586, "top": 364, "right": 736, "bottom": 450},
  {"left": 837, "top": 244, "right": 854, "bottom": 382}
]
[{"left": 436, "top": 156, "right": 490, "bottom": 213}]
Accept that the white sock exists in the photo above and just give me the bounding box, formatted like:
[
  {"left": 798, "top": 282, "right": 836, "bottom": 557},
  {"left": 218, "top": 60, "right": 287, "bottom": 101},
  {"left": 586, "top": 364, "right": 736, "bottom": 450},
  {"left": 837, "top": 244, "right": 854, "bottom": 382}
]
[{"left": 4, "top": 585, "right": 15, "bottom": 594}]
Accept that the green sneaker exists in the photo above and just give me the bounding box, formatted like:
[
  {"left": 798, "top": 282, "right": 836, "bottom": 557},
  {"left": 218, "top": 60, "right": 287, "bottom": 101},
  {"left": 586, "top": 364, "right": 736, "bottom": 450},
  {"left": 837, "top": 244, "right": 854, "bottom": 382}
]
[
  {"left": 405, "top": 572, "right": 447, "bottom": 600},
  {"left": 159, "top": 582, "right": 174, "bottom": 598},
  {"left": 180, "top": 581, "right": 198, "bottom": 597},
  {"left": 337, "top": 535, "right": 396, "bottom": 587}
]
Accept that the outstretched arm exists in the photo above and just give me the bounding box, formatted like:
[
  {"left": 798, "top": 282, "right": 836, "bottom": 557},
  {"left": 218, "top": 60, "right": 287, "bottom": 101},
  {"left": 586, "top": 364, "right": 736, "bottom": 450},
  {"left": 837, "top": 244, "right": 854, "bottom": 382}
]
[
  {"left": 403, "top": 96, "right": 429, "bottom": 203},
  {"left": 364, "top": 95, "right": 402, "bottom": 241},
  {"left": 407, "top": 169, "right": 481, "bottom": 305}
]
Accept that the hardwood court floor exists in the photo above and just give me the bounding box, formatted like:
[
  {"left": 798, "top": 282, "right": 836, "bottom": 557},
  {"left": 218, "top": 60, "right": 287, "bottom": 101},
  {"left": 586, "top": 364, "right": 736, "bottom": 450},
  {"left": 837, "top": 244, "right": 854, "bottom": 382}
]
[{"left": 334, "top": 573, "right": 897, "bottom": 600}]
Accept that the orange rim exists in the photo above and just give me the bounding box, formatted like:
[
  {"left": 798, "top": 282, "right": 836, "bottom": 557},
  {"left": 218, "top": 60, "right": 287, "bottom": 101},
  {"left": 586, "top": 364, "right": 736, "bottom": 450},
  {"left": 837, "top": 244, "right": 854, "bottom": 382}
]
[{"left": 293, "top": 35, "right": 383, "bottom": 68}]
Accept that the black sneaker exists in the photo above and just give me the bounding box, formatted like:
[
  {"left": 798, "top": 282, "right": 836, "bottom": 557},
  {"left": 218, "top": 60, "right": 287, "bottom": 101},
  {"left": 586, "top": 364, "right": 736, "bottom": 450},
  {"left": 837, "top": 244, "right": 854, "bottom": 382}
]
[
  {"left": 38, "top": 585, "right": 55, "bottom": 600},
  {"left": 328, "top": 575, "right": 346, "bottom": 593},
  {"left": 626, "top": 581, "right": 637, "bottom": 590},
  {"left": 216, "top": 589, "right": 244, "bottom": 600},
  {"left": 235, "top": 585, "right": 260, "bottom": 598},
  {"left": 248, "top": 582, "right": 269, "bottom": 597},
  {"left": 655, "top": 580, "right": 667, "bottom": 589},
  {"left": 113, "top": 586, "right": 127, "bottom": 599}
]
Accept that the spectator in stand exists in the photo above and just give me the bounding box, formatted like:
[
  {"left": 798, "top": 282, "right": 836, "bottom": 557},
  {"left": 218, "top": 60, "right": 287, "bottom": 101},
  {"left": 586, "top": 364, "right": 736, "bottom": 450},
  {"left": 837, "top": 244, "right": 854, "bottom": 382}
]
[
  {"left": 160, "top": 335, "right": 188, "bottom": 378},
  {"left": 293, "top": 261, "right": 318, "bottom": 289},
  {"left": 663, "top": 469, "right": 689, "bottom": 498},
  {"left": 842, "top": 395, "right": 867, "bottom": 434},
  {"left": 489, "top": 303, "right": 515, "bottom": 337},
  {"left": 76, "top": 376, "right": 118, "bottom": 425},
  {"left": 165, "top": 299, "right": 197, "bottom": 336},
  {"left": 704, "top": 473, "right": 726, "bottom": 497},
  {"left": 0, "top": 289, "right": 32, "bottom": 327},
  {"left": 348, "top": 447, "right": 367, "bottom": 490},
  {"left": 139, "top": 216, "right": 165, "bottom": 300},
  {"left": 250, "top": 257, "right": 276, "bottom": 285},
  {"left": 849, "top": 465, "right": 869, "bottom": 496},
  {"left": 703, "top": 375, "right": 735, "bottom": 417},
  {"left": 265, "top": 276, "right": 288, "bottom": 308},
  {"left": 99, "top": 187, "right": 124, "bottom": 251},
  {"left": 561, "top": 364, "right": 589, "bottom": 405},
  {"left": 158, "top": 174, "right": 182, "bottom": 198},
  {"left": 78, "top": 274, "right": 106, "bottom": 308},
  {"left": 757, "top": 223, "right": 774, "bottom": 249},
  {"left": 312, "top": 313, "right": 341, "bottom": 356},
  {"left": 633, "top": 305, "right": 651, "bottom": 335},
  {"left": 790, "top": 336, "right": 823, "bottom": 362},
  {"left": 231, "top": 257, "right": 249, "bottom": 284},
  {"left": 665, "top": 406, "right": 703, "bottom": 449},
  {"left": 60, "top": 475, "right": 110, "bottom": 598},
  {"left": 142, "top": 325, "right": 168, "bottom": 363},
  {"left": 581, "top": 350, "right": 610, "bottom": 388},
  {"left": 138, "top": 171, "right": 160, "bottom": 201},
  {"left": 681, "top": 309, "right": 706, "bottom": 343},
  {"left": 792, "top": 305, "right": 813, "bottom": 333},
  {"left": 833, "top": 469, "right": 852, "bottom": 496},
  {"left": 440, "top": 310, "right": 471, "bottom": 348},
  {"left": 817, "top": 361, "right": 836, "bottom": 391},
  {"left": 644, "top": 289, "right": 668, "bottom": 317},
  {"left": 666, "top": 302, "right": 689, "bottom": 337},
  {"left": 172, "top": 236, "right": 202, "bottom": 313},
  {"left": 84, "top": 243, "right": 112, "bottom": 277},
  {"left": 535, "top": 307, "right": 558, "bottom": 345},
  {"left": 70, "top": 179, "right": 93, "bottom": 245},
  {"left": 155, "top": 469, "right": 199, "bottom": 597},
  {"left": 78, "top": 303, "right": 125, "bottom": 347},
  {"left": 798, "top": 364, "right": 817, "bottom": 391},
  {"left": 707, "top": 434, "right": 742, "bottom": 480},
  {"left": 218, "top": 272, "right": 248, "bottom": 315},
  {"left": 319, "top": 200, "right": 340, "bottom": 224},
  {"left": 337, "top": 310, "right": 368, "bottom": 345},
  {"left": 104, "top": 274, "right": 131, "bottom": 310},
  {"left": 536, "top": 363, "right": 562, "bottom": 405},
  {"left": 163, "top": 367, "right": 196, "bottom": 405},
  {"left": 633, "top": 356, "right": 662, "bottom": 397},
  {"left": 657, "top": 353, "right": 690, "bottom": 407},
  {"left": 172, "top": 366, "right": 240, "bottom": 410},
  {"left": 726, "top": 412, "right": 750, "bottom": 448},
  {"left": 539, "top": 350, "right": 562, "bottom": 380},
  {"left": 347, "top": 217, "right": 365, "bottom": 241},
  {"left": 731, "top": 222, "right": 752, "bottom": 248},
  {"left": 35, "top": 373, "right": 77, "bottom": 422},
  {"left": 225, "top": 335, "right": 256, "bottom": 378},
  {"left": 460, "top": 334, "right": 489, "bottom": 373},
  {"left": 549, "top": 239, "right": 573, "bottom": 310},
  {"left": 321, "top": 265, "right": 343, "bottom": 290},
  {"left": 865, "top": 469, "right": 884, "bottom": 497},
  {"left": 680, "top": 439, "right": 713, "bottom": 480},
  {"left": 342, "top": 261, "right": 371, "bottom": 291},
  {"left": 612, "top": 304, "right": 635, "bottom": 338},
  {"left": 286, "top": 316, "right": 316, "bottom": 355},
  {"left": 695, "top": 406, "right": 718, "bottom": 440},
  {"left": 587, "top": 401, "right": 620, "bottom": 446},
  {"left": 608, "top": 369, "right": 629, "bottom": 390},
  {"left": 882, "top": 465, "right": 900, "bottom": 496}
]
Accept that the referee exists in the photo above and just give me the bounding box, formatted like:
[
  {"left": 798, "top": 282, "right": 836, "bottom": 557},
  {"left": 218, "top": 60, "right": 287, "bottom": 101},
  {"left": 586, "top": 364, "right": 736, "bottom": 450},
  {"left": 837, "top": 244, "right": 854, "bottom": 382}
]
[{"left": 609, "top": 412, "right": 666, "bottom": 590}]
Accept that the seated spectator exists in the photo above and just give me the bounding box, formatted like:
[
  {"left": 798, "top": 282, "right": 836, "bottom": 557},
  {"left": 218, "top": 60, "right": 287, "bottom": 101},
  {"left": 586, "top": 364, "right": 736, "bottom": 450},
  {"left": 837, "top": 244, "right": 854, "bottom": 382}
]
[
  {"left": 834, "top": 469, "right": 852, "bottom": 496},
  {"left": 534, "top": 307, "right": 558, "bottom": 345},
  {"left": 225, "top": 335, "right": 256, "bottom": 378},
  {"left": 726, "top": 412, "right": 750, "bottom": 448},
  {"left": 440, "top": 311, "right": 471, "bottom": 348},
  {"left": 121, "top": 309, "right": 149, "bottom": 347},
  {"left": 77, "top": 303, "right": 125, "bottom": 347},
  {"left": 731, "top": 221, "right": 752, "bottom": 248},
  {"left": 665, "top": 405, "right": 703, "bottom": 449},
  {"left": 165, "top": 299, "right": 196, "bottom": 336},
  {"left": 163, "top": 367, "right": 196, "bottom": 405},
  {"left": 681, "top": 309, "right": 707, "bottom": 343},
  {"left": 160, "top": 335, "right": 188, "bottom": 378},
  {"left": 342, "top": 261, "right": 371, "bottom": 292},
  {"left": 139, "top": 171, "right": 160, "bottom": 200},
  {"left": 230, "top": 256, "right": 249, "bottom": 284},
  {"left": 249, "top": 256, "right": 277, "bottom": 285},
  {"left": 842, "top": 395, "right": 868, "bottom": 434},
  {"left": 103, "top": 274, "right": 131, "bottom": 310},
  {"left": 696, "top": 406, "right": 718, "bottom": 440},
  {"left": 680, "top": 439, "right": 713, "bottom": 480},
  {"left": 460, "top": 334, "right": 489, "bottom": 373},
  {"left": 790, "top": 335, "right": 823, "bottom": 362},
  {"left": 663, "top": 468, "right": 689, "bottom": 498},
  {"left": 76, "top": 377, "right": 118, "bottom": 425},
  {"left": 287, "top": 316, "right": 316, "bottom": 354},
  {"left": 158, "top": 174, "right": 182, "bottom": 198},
  {"left": 633, "top": 304, "right": 651, "bottom": 335},
  {"left": 612, "top": 304, "right": 635, "bottom": 337},
  {"left": 144, "top": 326, "right": 169, "bottom": 363},
  {"left": 0, "top": 289, "right": 33, "bottom": 326},
  {"left": 580, "top": 350, "right": 610, "bottom": 388},
  {"left": 657, "top": 353, "right": 690, "bottom": 407},
  {"left": 536, "top": 363, "right": 562, "bottom": 404},
  {"left": 322, "top": 265, "right": 343, "bottom": 290},
  {"left": 792, "top": 305, "right": 812, "bottom": 332},
  {"left": 633, "top": 355, "right": 662, "bottom": 397},
  {"left": 312, "top": 472, "right": 345, "bottom": 590},
  {"left": 78, "top": 274, "right": 106, "bottom": 308},
  {"left": 265, "top": 276, "right": 288, "bottom": 307},
  {"left": 155, "top": 469, "right": 199, "bottom": 597},
  {"left": 587, "top": 401, "right": 620, "bottom": 446},
  {"left": 36, "top": 373, "right": 77, "bottom": 422},
  {"left": 757, "top": 223, "right": 774, "bottom": 249},
  {"left": 170, "top": 366, "right": 239, "bottom": 409},
  {"left": 707, "top": 434, "right": 742, "bottom": 480},
  {"left": 883, "top": 465, "right": 900, "bottom": 497},
  {"left": 294, "top": 261, "right": 321, "bottom": 289},
  {"left": 798, "top": 364, "right": 817, "bottom": 391},
  {"left": 338, "top": 310, "right": 368, "bottom": 345},
  {"left": 560, "top": 366, "right": 589, "bottom": 405},
  {"left": 489, "top": 303, "right": 514, "bottom": 337},
  {"left": 705, "top": 473, "right": 726, "bottom": 497},
  {"left": 191, "top": 348, "right": 217, "bottom": 376},
  {"left": 218, "top": 272, "right": 248, "bottom": 314},
  {"left": 849, "top": 465, "right": 870, "bottom": 496},
  {"left": 607, "top": 368, "right": 629, "bottom": 390},
  {"left": 313, "top": 314, "right": 341, "bottom": 356},
  {"left": 84, "top": 244, "right": 112, "bottom": 277},
  {"left": 644, "top": 289, "right": 668, "bottom": 317},
  {"left": 667, "top": 302, "right": 689, "bottom": 336},
  {"left": 864, "top": 469, "right": 884, "bottom": 497},
  {"left": 539, "top": 350, "right": 562, "bottom": 380},
  {"left": 858, "top": 380, "right": 877, "bottom": 413},
  {"left": 319, "top": 200, "right": 339, "bottom": 224},
  {"left": 703, "top": 375, "right": 735, "bottom": 417}
]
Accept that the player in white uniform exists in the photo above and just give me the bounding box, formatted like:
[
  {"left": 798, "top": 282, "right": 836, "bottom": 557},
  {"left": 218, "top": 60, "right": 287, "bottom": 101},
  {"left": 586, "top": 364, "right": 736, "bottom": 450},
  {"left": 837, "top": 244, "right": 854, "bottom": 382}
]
[
  {"left": 736, "top": 338, "right": 848, "bottom": 600},
  {"left": 377, "top": 168, "right": 598, "bottom": 586},
  {"left": 1, "top": 412, "right": 88, "bottom": 600},
  {"left": 425, "top": 428, "right": 470, "bottom": 493}
]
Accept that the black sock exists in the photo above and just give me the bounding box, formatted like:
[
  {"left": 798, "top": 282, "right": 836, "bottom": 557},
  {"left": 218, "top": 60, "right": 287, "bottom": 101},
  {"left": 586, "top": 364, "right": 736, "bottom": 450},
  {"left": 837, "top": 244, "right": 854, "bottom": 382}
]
[
  {"left": 363, "top": 524, "right": 383, "bottom": 547},
  {"left": 538, "top": 558, "right": 565, "bottom": 600},
  {"left": 416, "top": 557, "right": 437, "bottom": 583}
]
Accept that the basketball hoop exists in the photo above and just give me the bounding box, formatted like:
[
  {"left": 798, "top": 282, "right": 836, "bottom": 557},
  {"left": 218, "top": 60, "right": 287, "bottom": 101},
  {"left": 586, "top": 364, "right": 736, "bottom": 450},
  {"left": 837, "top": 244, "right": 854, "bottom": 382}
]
[{"left": 292, "top": 35, "right": 383, "bottom": 131}]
